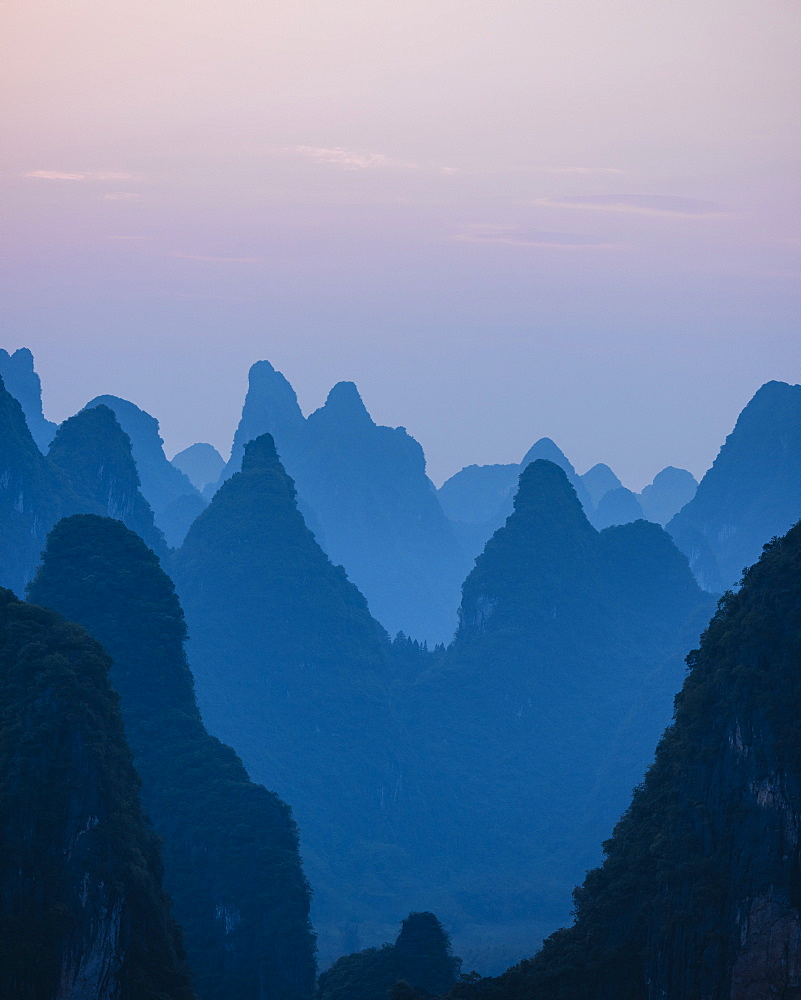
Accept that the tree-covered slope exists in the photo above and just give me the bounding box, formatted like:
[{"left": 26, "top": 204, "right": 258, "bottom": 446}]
[
  {"left": 29, "top": 514, "right": 316, "bottom": 1000},
  {"left": 173, "top": 434, "right": 404, "bottom": 964},
  {"left": 0, "top": 588, "right": 195, "bottom": 1000},
  {"left": 447, "top": 518, "right": 801, "bottom": 1000},
  {"left": 668, "top": 380, "right": 801, "bottom": 592}
]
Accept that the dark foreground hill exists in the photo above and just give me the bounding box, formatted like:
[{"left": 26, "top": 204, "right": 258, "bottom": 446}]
[
  {"left": 0, "top": 589, "right": 195, "bottom": 1000},
  {"left": 421, "top": 518, "right": 801, "bottom": 1000},
  {"left": 29, "top": 514, "right": 316, "bottom": 1000}
]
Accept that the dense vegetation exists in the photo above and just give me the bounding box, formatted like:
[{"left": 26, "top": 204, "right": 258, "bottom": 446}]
[
  {"left": 0, "top": 589, "right": 195, "bottom": 1000},
  {"left": 29, "top": 514, "right": 316, "bottom": 1000}
]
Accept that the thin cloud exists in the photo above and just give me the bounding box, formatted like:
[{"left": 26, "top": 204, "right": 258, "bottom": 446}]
[
  {"left": 538, "top": 167, "right": 624, "bottom": 175},
  {"left": 533, "top": 194, "right": 726, "bottom": 218},
  {"left": 172, "top": 252, "right": 263, "bottom": 264},
  {"left": 288, "top": 146, "right": 397, "bottom": 170},
  {"left": 26, "top": 170, "right": 139, "bottom": 182},
  {"left": 452, "top": 225, "right": 615, "bottom": 249}
]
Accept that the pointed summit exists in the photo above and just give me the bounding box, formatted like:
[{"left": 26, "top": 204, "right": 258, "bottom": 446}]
[
  {"left": 581, "top": 462, "right": 623, "bottom": 506},
  {"left": 668, "top": 380, "right": 801, "bottom": 591},
  {"left": 519, "top": 438, "right": 593, "bottom": 513},
  {"left": 317, "top": 380, "right": 372, "bottom": 424},
  {"left": 48, "top": 405, "right": 167, "bottom": 558},
  {"left": 242, "top": 430, "right": 281, "bottom": 471},
  {"left": 219, "top": 359, "right": 305, "bottom": 485},
  {"left": 0, "top": 347, "right": 57, "bottom": 452}
]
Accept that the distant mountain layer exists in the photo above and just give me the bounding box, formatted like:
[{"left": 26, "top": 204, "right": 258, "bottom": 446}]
[
  {"left": 0, "top": 589, "right": 194, "bottom": 1000},
  {"left": 172, "top": 441, "right": 225, "bottom": 490},
  {"left": 30, "top": 514, "right": 316, "bottom": 1000},
  {"left": 439, "top": 517, "right": 801, "bottom": 1000},
  {"left": 668, "top": 380, "right": 801, "bottom": 592}
]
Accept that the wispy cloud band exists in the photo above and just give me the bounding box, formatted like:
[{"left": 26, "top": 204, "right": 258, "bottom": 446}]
[{"left": 533, "top": 194, "right": 726, "bottom": 218}]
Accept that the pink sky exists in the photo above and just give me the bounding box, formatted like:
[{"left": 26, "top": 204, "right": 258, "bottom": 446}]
[{"left": 2, "top": 0, "right": 799, "bottom": 486}]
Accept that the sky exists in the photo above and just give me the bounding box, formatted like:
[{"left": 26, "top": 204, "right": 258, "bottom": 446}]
[{"left": 2, "top": 0, "right": 799, "bottom": 488}]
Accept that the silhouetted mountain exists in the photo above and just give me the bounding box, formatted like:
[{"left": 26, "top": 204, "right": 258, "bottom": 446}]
[
  {"left": 638, "top": 466, "right": 697, "bottom": 525},
  {"left": 217, "top": 360, "right": 305, "bottom": 485},
  {"left": 48, "top": 404, "right": 168, "bottom": 558},
  {"left": 580, "top": 462, "right": 623, "bottom": 506},
  {"left": 83, "top": 394, "right": 201, "bottom": 530},
  {"left": 408, "top": 461, "right": 714, "bottom": 963},
  {"left": 29, "top": 514, "right": 315, "bottom": 1000},
  {"left": 0, "top": 347, "right": 57, "bottom": 451},
  {"left": 668, "top": 381, "right": 801, "bottom": 592},
  {"left": 437, "top": 440, "right": 596, "bottom": 583},
  {"left": 291, "top": 382, "right": 466, "bottom": 642},
  {"left": 172, "top": 434, "right": 404, "bottom": 962},
  {"left": 172, "top": 442, "right": 225, "bottom": 490},
  {"left": 592, "top": 486, "right": 645, "bottom": 529},
  {"left": 437, "top": 464, "right": 520, "bottom": 524},
  {"left": 215, "top": 362, "right": 466, "bottom": 642},
  {"left": 448, "top": 519, "right": 801, "bottom": 1000},
  {"left": 318, "top": 913, "right": 461, "bottom": 1000},
  {"left": 0, "top": 589, "right": 194, "bottom": 1000}
]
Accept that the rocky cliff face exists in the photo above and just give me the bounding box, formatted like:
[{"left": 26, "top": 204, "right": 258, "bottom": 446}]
[
  {"left": 448, "top": 519, "right": 801, "bottom": 1000},
  {"left": 0, "top": 347, "right": 57, "bottom": 452},
  {"left": 0, "top": 589, "right": 195, "bottom": 1000},
  {"left": 29, "top": 514, "right": 316, "bottom": 1000},
  {"left": 83, "top": 394, "right": 200, "bottom": 531},
  {"left": 48, "top": 404, "right": 168, "bottom": 559}
]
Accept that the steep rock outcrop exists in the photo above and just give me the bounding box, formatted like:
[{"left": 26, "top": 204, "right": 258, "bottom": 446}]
[
  {"left": 667, "top": 380, "right": 801, "bottom": 592},
  {"left": 48, "top": 405, "right": 168, "bottom": 559},
  {"left": 0, "top": 347, "right": 57, "bottom": 451},
  {"left": 83, "top": 394, "right": 200, "bottom": 529},
  {"left": 0, "top": 374, "right": 67, "bottom": 595},
  {"left": 0, "top": 589, "right": 195, "bottom": 1000},
  {"left": 29, "top": 514, "right": 316, "bottom": 1000}
]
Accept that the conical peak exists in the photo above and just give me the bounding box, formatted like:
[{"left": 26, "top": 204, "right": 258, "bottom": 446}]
[
  {"left": 241, "top": 432, "right": 281, "bottom": 473},
  {"left": 322, "top": 381, "right": 371, "bottom": 421},
  {"left": 513, "top": 459, "right": 591, "bottom": 528},
  {"left": 519, "top": 437, "right": 575, "bottom": 475}
]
